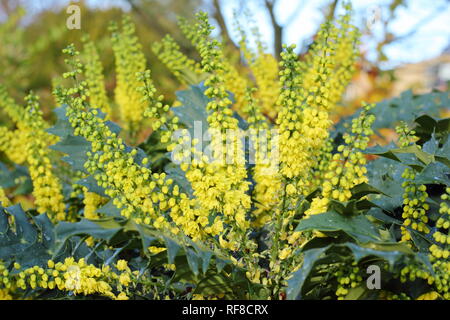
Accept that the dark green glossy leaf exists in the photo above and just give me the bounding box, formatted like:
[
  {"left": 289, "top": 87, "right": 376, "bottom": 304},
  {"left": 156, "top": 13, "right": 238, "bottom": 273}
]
[{"left": 295, "top": 211, "right": 382, "bottom": 242}]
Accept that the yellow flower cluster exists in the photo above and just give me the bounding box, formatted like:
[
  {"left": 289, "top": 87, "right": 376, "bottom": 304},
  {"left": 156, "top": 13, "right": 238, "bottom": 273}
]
[
  {"left": 0, "top": 258, "right": 132, "bottom": 300},
  {"left": 323, "top": 5, "right": 360, "bottom": 108},
  {"left": 400, "top": 257, "right": 450, "bottom": 300},
  {"left": 23, "top": 93, "right": 66, "bottom": 221},
  {"left": 311, "top": 138, "right": 333, "bottom": 189},
  {"left": 0, "top": 127, "right": 28, "bottom": 165},
  {"left": 178, "top": 15, "right": 249, "bottom": 115},
  {"left": 400, "top": 168, "right": 430, "bottom": 241},
  {"left": 397, "top": 188, "right": 450, "bottom": 299},
  {"left": 306, "top": 104, "right": 375, "bottom": 216},
  {"left": 428, "top": 187, "right": 450, "bottom": 299},
  {"left": 432, "top": 188, "right": 450, "bottom": 254},
  {"left": 180, "top": 13, "right": 251, "bottom": 240},
  {"left": 236, "top": 26, "right": 280, "bottom": 120},
  {"left": 334, "top": 261, "right": 363, "bottom": 299},
  {"left": 83, "top": 189, "right": 107, "bottom": 220},
  {"left": 394, "top": 123, "right": 431, "bottom": 241},
  {"left": 0, "top": 88, "right": 65, "bottom": 221},
  {"left": 0, "top": 86, "right": 29, "bottom": 165},
  {"left": 427, "top": 258, "right": 450, "bottom": 299},
  {"left": 152, "top": 34, "right": 202, "bottom": 84},
  {"left": 0, "top": 186, "right": 10, "bottom": 207},
  {"left": 416, "top": 291, "right": 439, "bottom": 300},
  {"left": 276, "top": 41, "right": 337, "bottom": 192},
  {"left": 396, "top": 122, "right": 418, "bottom": 147},
  {"left": 110, "top": 16, "right": 147, "bottom": 135},
  {"left": 251, "top": 53, "right": 280, "bottom": 119},
  {"left": 0, "top": 84, "right": 24, "bottom": 124},
  {"left": 58, "top": 45, "right": 187, "bottom": 234},
  {"left": 0, "top": 289, "right": 12, "bottom": 300},
  {"left": 243, "top": 89, "right": 280, "bottom": 226},
  {"left": 234, "top": 15, "right": 280, "bottom": 120},
  {"left": 82, "top": 37, "right": 111, "bottom": 116},
  {"left": 138, "top": 69, "right": 180, "bottom": 139},
  {"left": 221, "top": 62, "right": 249, "bottom": 115}
]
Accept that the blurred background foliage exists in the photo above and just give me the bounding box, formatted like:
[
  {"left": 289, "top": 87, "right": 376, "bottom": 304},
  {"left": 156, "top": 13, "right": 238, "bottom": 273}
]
[{"left": 0, "top": 0, "right": 449, "bottom": 129}]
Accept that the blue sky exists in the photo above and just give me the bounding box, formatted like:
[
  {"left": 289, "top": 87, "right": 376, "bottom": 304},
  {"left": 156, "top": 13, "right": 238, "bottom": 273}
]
[
  {"left": 219, "top": 0, "right": 450, "bottom": 68},
  {"left": 15, "top": 0, "right": 450, "bottom": 69}
]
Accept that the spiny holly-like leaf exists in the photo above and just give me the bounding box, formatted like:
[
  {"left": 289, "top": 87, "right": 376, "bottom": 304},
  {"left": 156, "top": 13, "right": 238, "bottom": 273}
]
[
  {"left": 295, "top": 211, "right": 383, "bottom": 243},
  {"left": 48, "top": 105, "right": 92, "bottom": 173},
  {"left": 287, "top": 246, "right": 330, "bottom": 300},
  {"left": 350, "top": 182, "right": 390, "bottom": 200},
  {"left": 287, "top": 241, "right": 427, "bottom": 300},
  {"left": 414, "top": 162, "right": 450, "bottom": 186},
  {"left": 415, "top": 115, "right": 450, "bottom": 145},
  {"left": 56, "top": 217, "right": 124, "bottom": 244},
  {"left": 75, "top": 175, "right": 107, "bottom": 197},
  {"left": 96, "top": 199, "right": 122, "bottom": 217},
  {"left": 0, "top": 204, "right": 57, "bottom": 268},
  {"left": 53, "top": 215, "right": 233, "bottom": 280},
  {"left": 173, "top": 83, "right": 210, "bottom": 136},
  {"left": 364, "top": 143, "right": 434, "bottom": 169},
  {"left": 334, "top": 90, "right": 449, "bottom": 138},
  {"left": 366, "top": 157, "right": 405, "bottom": 211},
  {"left": 163, "top": 236, "right": 181, "bottom": 265},
  {"left": 50, "top": 134, "right": 91, "bottom": 172}
]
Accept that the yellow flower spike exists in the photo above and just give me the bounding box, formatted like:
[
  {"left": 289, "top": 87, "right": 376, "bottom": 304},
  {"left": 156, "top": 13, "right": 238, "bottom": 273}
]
[
  {"left": 397, "top": 124, "right": 432, "bottom": 242},
  {"left": 305, "top": 103, "right": 376, "bottom": 216},
  {"left": 152, "top": 34, "right": 202, "bottom": 84},
  {"left": 1, "top": 91, "right": 67, "bottom": 222},
  {"left": 82, "top": 38, "right": 110, "bottom": 117},
  {"left": 0, "top": 127, "right": 29, "bottom": 165},
  {"left": 110, "top": 16, "right": 147, "bottom": 135},
  {"left": 175, "top": 13, "right": 252, "bottom": 239}
]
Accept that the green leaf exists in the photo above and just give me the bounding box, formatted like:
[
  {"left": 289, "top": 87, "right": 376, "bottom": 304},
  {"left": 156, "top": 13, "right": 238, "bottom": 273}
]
[
  {"left": 185, "top": 247, "right": 200, "bottom": 276},
  {"left": 288, "top": 241, "right": 423, "bottom": 300},
  {"left": 50, "top": 134, "right": 91, "bottom": 173},
  {"left": 0, "top": 204, "right": 59, "bottom": 268},
  {"left": 295, "top": 211, "right": 382, "bottom": 242},
  {"left": 173, "top": 83, "right": 210, "bottom": 136},
  {"left": 56, "top": 218, "right": 123, "bottom": 244},
  {"left": 415, "top": 115, "right": 450, "bottom": 145},
  {"left": 340, "top": 242, "right": 414, "bottom": 266},
  {"left": 414, "top": 162, "right": 450, "bottom": 186},
  {"left": 343, "top": 285, "right": 367, "bottom": 300},
  {"left": 164, "top": 236, "right": 181, "bottom": 265},
  {"left": 366, "top": 207, "right": 401, "bottom": 225},
  {"left": 350, "top": 182, "right": 390, "bottom": 200},
  {"left": 97, "top": 200, "right": 122, "bottom": 217},
  {"left": 287, "top": 246, "right": 330, "bottom": 300},
  {"left": 366, "top": 157, "right": 406, "bottom": 211},
  {"left": 0, "top": 163, "right": 32, "bottom": 195},
  {"left": 365, "top": 143, "right": 433, "bottom": 168},
  {"left": 76, "top": 176, "right": 107, "bottom": 197},
  {"left": 334, "top": 90, "right": 449, "bottom": 136},
  {"left": 46, "top": 105, "right": 72, "bottom": 138}
]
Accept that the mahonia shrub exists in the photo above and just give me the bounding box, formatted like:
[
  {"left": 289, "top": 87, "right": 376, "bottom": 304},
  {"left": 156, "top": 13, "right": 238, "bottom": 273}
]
[{"left": 0, "top": 6, "right": 449, "bottom": 300}]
